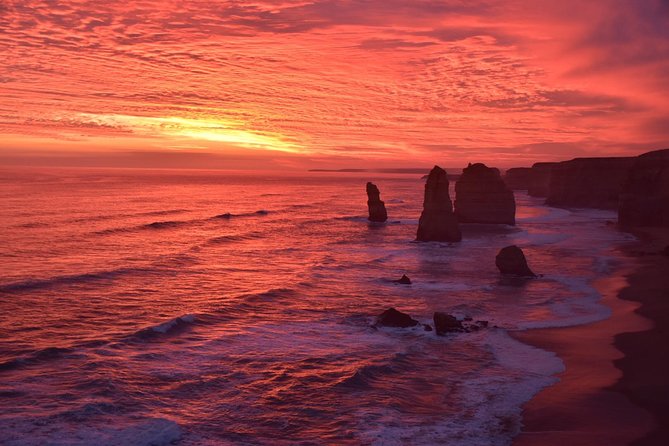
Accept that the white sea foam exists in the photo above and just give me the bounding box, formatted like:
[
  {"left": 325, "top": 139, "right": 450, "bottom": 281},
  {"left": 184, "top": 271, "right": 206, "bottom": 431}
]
[{"left": 0, "top": 417, "right": 182, "bottom": 446}]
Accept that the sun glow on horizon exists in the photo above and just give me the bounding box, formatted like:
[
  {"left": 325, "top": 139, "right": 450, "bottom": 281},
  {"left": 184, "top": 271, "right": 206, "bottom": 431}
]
[{"left": 76, "top": 114, "right": 306, "bottom": 154}]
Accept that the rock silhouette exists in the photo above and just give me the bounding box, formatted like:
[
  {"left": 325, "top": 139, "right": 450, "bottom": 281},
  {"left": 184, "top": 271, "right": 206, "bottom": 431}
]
[
  {"left": 395, "top": 274, "right": 411, "bottom": 284},
  {"left": 433, "top": 312, "right": 464, "bottom": 335},
  {"left": 455, "top": 163, "right": 516, "bottom": 225},
  {"left": 375, "top": 308, "right": 419, "bottom": 328},
  {"left": 416, "top": 166, "right": 462, "bottom": 242},
  {"left": 495, "top": 245, "right": 536, "bottom": 277},
  {"left": 504, "top": 167, "right": 533, "bottom": 190},
  {"left": 546, "top": 157, "right": 635, "bottom": 209},
  {"left": 619, "top": 149, "right": 669, "bottom": 228},
  {"left": 528, "top": 162, "right": 557, "bottom": 197},
  {"left": 366, "top": 182, "right": 388, "bottom": 222}
]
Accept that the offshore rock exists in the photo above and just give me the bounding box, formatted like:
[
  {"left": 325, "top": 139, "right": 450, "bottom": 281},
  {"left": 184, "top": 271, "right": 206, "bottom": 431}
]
[
  {"left": 395, "top": 274, "right": 411, "bottom": 285},
  {"left": 528, "top": 162, "right": 557, "bottom": 197},
  {"left": 366, "top": 182, "right": 388, "bottom": 222},
  {"left": 433, "top": 312, "right": 464, "bottom": 335},
  {"left": 504, "top": 167, "right": 533, "bottom": 190},
  {"left": 495, "top": 245, "right": 536, "bottom": 277},
  {"left": 455, "top": 163, "right": 516, "bottom": 225},
  {"left": 546, "top": 157, "right": 635, "bottom": 209},
  {"left": 375, "top": 308, "right": 419, "bottom": 328},
  {"left": 416, "top": 166, "right": 462, "bottom": 242},
  {"left": 618, "top": 149, "right": 669, "bottom": 228}
]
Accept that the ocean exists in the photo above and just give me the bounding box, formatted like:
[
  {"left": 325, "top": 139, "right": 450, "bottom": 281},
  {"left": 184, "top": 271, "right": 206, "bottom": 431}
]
[{"left": 0, "top": 168, "right": 636, "bottom": 446}]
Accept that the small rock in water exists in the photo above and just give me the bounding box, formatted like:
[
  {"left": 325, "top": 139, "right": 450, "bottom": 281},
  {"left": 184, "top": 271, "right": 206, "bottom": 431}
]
[
  {"left": 395, "top": 274, "right": 411, "bottom": 285},
  {"left": 423, "top": 324, "right": 433, "bottom": 332},
  {"left": 375, "top": 308, "right": 419, "bottom": 328},
  {"left": 433, "top": 312, "right": 464, "bottom": 335},
  {"left": 495, "top": 245, "right": 536, "bottom": 277}
]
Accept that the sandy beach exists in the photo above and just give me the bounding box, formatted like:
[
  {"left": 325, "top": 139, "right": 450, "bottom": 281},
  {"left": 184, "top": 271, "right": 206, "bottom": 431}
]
[{"left": 513, "top": 228, "right": 669, "bottom": 446}]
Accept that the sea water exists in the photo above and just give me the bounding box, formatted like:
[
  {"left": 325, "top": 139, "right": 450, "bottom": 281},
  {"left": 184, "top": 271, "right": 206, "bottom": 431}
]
[{"left": 0, "top": 168, "right": 636, "bottom": 445}]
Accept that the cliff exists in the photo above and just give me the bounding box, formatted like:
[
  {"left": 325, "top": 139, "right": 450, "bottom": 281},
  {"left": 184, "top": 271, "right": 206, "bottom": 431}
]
[
  {"left": 504, "top": 167, "right": 533, "bottom": 190},
  {"left": 455, "top": 163, "right": 515, "bottom": 225},
  {"left": 546, "top": 157, "right": 635, "bottom": 209},
  {"left": 619, "top": 149, "right": 669, "bottom": 227},
  {"left": 528, "top": 162, "right": 557, "bottom": 197}
]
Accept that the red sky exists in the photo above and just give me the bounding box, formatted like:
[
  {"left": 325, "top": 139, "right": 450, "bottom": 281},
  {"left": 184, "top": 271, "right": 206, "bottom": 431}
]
[{"left": 1, "top": 0, "right": 668, "bottom": 169}]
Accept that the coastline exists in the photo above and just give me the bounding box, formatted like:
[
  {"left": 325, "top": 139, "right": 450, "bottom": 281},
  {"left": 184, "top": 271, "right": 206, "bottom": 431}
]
[{"left": 512, "top": 227, "right": 669, "bottom": 445}]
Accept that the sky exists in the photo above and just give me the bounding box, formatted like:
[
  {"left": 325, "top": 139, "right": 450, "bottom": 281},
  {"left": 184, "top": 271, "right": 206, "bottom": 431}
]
[{"left": 1, "top": 0, "right": 668, "bottom": 169}]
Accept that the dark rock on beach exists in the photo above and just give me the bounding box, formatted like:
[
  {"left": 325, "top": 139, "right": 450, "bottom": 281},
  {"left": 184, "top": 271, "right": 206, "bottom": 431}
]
[
  {"left": 395, "top": 274, "right": 411, "bottom": 285},
  {"left": 618, "top": 149, "right": 669, "bottom": 228},
  {"left": 416, "top": 166, "right": 462, "bottom": 242},
  {"left": 433, "top": 312, "right": 465, "bottom": 335},
  {"left": 455, "top": 163, "right": 516, "bottom": 225},
  {"left": 375, "top": 308, "right": 419, "bottom": 328},
  {"left": 546, "top": 157, "right": 635, "bottom": 209},
  {"left": 495, "top": 245, "right": 536, "bottom": 277},
  {"left": 366, "top": 182, "right": 388, "bottom": 222}
]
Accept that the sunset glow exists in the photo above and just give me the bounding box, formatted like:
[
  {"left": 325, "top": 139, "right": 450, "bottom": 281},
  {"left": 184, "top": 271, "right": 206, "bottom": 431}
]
[{"left": 1, "top": 0, "right": 668, "bottom": 168}]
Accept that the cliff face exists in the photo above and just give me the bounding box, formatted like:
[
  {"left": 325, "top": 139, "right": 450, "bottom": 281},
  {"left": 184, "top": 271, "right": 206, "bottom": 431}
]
[
  {"left": 504, "top": 167, "right": 533, "bottom": 190},
  {"left": 366, "top": 182, "right": 388, "bottom": 222},
  {"left": 455, "top": 163, "right": 515, "bottom": 225},
  {"left": 619, "top": 149, "right": 669, "bottom": 227},
  {"left": 546, "top": 157, "right": 635, "bottom": 209},
  {"left": 416, "top": 166, "right": 462, "bottom": 242},
  {"left": 528, "top": 163, "right": 557, "bottom": 197}
]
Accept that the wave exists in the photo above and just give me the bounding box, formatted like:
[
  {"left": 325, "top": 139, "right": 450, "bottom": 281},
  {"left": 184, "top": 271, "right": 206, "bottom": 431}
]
[
  {"left": 131, "top": 314, "right": 197, "bottom": 341},
  {"left": 206, "top": 231, "right": 263, "bottom": 244},
  {"left": 141, "top": 220, "right": 185, "bottom": 230},
  {"left": 335, "top": 363, "right": 396, "bottom": 390},
  {"left": 0, "top": 267, "right": 150, "bottom": 293},
  {"left": 68, "top": 209, "right": 189, "bottom": 224},
  {"left": 94, "top": 220, "right": 190, "bottom": 235},
  {"left": 94, "top": 210, "right": 271, "bottom": 235},
  {"left": 0, "top": 346, "right": 74, "bottom": 372},
  {"left": 211, "top": 209, "right": 270, "bottom": 220}
]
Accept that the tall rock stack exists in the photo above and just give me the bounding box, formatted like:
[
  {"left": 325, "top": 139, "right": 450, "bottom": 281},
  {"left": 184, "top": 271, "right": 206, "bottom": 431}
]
[
  {"left": 455, "top": 163, "right": 516, "bottom": 225},
  {"left": 366, "top": 182, "right": 388, "bottom": 222},
  {"left": 546, "top": 157, "right": 635, "bottom": 209},
  {"left": 416, "top": 166, "right": 462, "bottom": 242},
  {"left": 528, "top": 162, "right": 557, "bottom": 197},
  {"left": 619, "top": 149, "right": 669, "bottom": 228}
]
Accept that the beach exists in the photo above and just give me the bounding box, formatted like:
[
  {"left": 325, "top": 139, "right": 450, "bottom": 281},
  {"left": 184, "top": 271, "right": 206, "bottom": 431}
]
[{"left": 513, "top": 228, "right": 669, "bottom": 446}]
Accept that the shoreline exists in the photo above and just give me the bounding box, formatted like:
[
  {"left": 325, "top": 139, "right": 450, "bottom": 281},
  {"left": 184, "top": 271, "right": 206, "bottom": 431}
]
[{"left": 512, "top": 228, "right": 669, "bottom": 445}]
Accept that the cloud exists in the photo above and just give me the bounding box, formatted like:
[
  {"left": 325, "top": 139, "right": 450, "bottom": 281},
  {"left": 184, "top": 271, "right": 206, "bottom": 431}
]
[{"left": 1, "top": 0, "right": 668, "bottom": 167}]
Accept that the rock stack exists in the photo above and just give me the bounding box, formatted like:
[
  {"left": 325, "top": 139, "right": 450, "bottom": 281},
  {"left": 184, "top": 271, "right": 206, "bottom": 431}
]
[
  {"left": 455, "top": 163, "right": 516, "bottom": 225},
  {"left": 366, "top": 182, "right": 388, "bottom": 222},
  {"left": 495, "top": 245, "right": 536, "bottom": 277},
  {"left": 619, "top": 149, "right": 669, "bottom": 227},
  {"left": 416, "top": 166, "right": 462, "bottom": 242}
]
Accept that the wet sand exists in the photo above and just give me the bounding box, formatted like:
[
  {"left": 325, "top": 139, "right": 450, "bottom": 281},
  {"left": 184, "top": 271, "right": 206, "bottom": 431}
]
[{"left": 512, "top": 228, "right": 669, "bottom": 446}]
